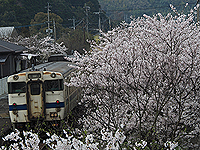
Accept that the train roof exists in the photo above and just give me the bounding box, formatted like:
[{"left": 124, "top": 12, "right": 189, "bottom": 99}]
[{"left": 21, "top": 61, "right": 76, "bottom": 77}]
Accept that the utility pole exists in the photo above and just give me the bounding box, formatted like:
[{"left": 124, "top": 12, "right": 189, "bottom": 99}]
[
  {"left": 53, "top": 19, "right": 56, "bottom": 41},
  {"left": 84, "top": 3, "right": 90, "bottom": 35},
  {"left": 94, "top": 8, "right": 101, "bottom": 33},
  {"left": 109, "top": 17, "right": 111, "bottom": 31},
  {"left": 83, "top": 19, "right": 86, "bottom": 43},
  {"left": 124, "top": 14, "right": 128, "bottom": 22},
  {"left": 45, "top": 3, "right": 52, "bottom": 37},
  {"left": 197, "top": 0, "right": 200, "bottom": 22},
  {"left": 68, "top": 16, "right": 76, "bottom": 30}
]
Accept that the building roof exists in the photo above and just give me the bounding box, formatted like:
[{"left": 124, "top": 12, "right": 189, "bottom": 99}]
[
  {"left": 0, "top": 27, "right": 15, "bottom": 38},
  {"left": 0, "top": 40, "right": 26, "bottom": 53},
  {"left": 0, "top": 40, "right": 27, "bottom": 63}
]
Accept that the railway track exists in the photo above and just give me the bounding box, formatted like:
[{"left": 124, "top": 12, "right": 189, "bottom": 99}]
[
  {"left": 0, "top": 95, "right": 10, "bottom": 120},
  {"left": 0, "top": 95, "right": 11, "bottom": 146}
]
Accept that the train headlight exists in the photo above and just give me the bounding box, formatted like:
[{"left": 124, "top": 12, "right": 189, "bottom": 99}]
[
  {"left": 13, "top": 75, "right": 19, "bottom": 80},
  {"left": 50, "top": 113, "right": 54, "bottom": 117},
  {"left": 50, "top": 112, "right": 58, "bottom": 118},
  {"left": 51, "top": 73, "right": 56, "bottom": 78}
]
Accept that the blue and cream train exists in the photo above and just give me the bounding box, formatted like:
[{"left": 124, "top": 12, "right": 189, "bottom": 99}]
[{"left": 7, "top": 61, "right": 80, "bottom": 129}]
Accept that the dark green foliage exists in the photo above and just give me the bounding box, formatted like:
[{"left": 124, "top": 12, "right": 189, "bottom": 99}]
[
  {"left": 99, "top": 0, "right": 197, "bottom": 22},
  {"left": 57, "top": 27, "right": 92, "bottom": 55},
  {"left": 0, "top": 0, "right": 105, "bottom": 52},
  {"left": 0, "top": 0, "right": 101, "bottom": 27}
]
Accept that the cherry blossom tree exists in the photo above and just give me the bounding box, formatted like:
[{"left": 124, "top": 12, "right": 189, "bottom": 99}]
[
  {"left": 68, "top": 4, "right": 200, "bottom": 149},
  {"left": 1, "top": 35, "right": 68, "bottom": 62}
]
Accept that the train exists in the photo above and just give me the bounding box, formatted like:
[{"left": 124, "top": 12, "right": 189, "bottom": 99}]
[{"left": 7, "top": 60, "right": 81, "bottom": 129}]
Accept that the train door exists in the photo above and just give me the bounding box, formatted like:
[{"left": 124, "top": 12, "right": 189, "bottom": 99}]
[{"left": 27, "top": 81, "right": 45, "bottom": 120}]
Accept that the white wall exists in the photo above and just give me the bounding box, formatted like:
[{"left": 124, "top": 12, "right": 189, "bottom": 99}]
[{"left": 0, "top": 76, "right": 8, "bottom": 95}]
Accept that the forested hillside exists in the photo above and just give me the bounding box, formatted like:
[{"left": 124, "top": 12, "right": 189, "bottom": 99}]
[
  {"left": 0, "top": 0, "right": 108, "bottom": 52},
  {"left": 0, "top": 0, "right": 100, "bottom": 28},
  {"left": 98, "top": 0, "right": 197, "bottom": 22}
]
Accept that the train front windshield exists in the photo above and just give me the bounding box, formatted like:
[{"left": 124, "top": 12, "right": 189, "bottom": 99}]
[
  {"left": 8, "top": 79, "right": 64, "bottom": 94},
  {"left": 44, "top": 79, "right": 64, "bottom": 91},
  {"left": 8, "top": 82, "right": 26, "bottom": 94},
  {"left": 30, "top": 83, "right": 41, "bottom": 95}
]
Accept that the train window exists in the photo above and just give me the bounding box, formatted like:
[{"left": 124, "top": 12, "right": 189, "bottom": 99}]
[
  {"left": 8, "top": 82, "right": 26, "bottom": 94},
  {"left": 44, "top": 79, "right": 64, "bottom": 91},
  {"left": 30, "top": 83, "right": 40, "bottom": 95}
]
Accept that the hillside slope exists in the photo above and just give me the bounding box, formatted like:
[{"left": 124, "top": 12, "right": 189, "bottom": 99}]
[
  {"left": 98, "top": 0, "right": 197, "bottom": 21},
  {"left": 0, "top": 0, "right": 100, "bottom": 27}
]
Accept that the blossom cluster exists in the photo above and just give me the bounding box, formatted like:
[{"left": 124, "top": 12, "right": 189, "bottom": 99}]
[
  {"left": 1, "top": 130, "right": 40, "bottom": 150},
  {"left": 1, "top": 35, "right": 68, "bottom": 62},
  {"left": 1, "top": 129, "right": 180, "bottom": 150},
  {"left": 1, "top": 129, "right": 126, "bottom": 150}
]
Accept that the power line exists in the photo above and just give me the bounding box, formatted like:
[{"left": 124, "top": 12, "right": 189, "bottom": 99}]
[
  {"left": 14, "top": 22, "right": 46, "bottom": 28},
  {"left": 75, "top": 19, "right": 83, "bottom": 27}
]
